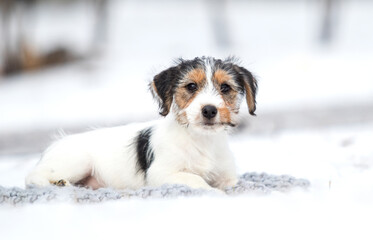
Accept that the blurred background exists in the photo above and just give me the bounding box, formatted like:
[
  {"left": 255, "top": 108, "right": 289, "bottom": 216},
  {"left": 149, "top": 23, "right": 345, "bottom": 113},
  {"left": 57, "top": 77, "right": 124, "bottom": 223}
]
[{"left": 1, "top": 0, "right": 373, "bottom": 155}]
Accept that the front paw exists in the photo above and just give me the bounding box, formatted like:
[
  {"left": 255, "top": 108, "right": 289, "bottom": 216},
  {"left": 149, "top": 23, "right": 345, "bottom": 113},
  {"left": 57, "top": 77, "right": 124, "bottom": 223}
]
[{"left": 215, "top": 178, "right": 238, "bottom": 190}]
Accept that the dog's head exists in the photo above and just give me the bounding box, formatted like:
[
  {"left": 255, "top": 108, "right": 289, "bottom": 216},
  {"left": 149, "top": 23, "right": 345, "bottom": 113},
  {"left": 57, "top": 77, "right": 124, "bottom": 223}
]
[{"left": 150, "top": 57, "right": 257, "bottom": 133}]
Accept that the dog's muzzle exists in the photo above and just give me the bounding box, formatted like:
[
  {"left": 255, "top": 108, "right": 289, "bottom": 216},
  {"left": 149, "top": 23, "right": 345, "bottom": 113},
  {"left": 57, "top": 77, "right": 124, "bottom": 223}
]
[{"left": 202, "top": 105, "right": 217, "bottom": 120}]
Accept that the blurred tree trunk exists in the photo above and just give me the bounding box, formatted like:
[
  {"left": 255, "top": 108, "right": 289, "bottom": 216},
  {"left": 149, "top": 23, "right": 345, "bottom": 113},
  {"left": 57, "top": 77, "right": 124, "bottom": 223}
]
[
  {"left": 0, "top": 0, "right": 41, "bottom": 76},
  {"left": 320, "top": 0, "right": 340, "bottom": 43},
  {"left": 0, "top": 0, "right": 108, "bottom": 77},
  {"left": 92, "top": 0, "right": 108, "bottom": 48}
]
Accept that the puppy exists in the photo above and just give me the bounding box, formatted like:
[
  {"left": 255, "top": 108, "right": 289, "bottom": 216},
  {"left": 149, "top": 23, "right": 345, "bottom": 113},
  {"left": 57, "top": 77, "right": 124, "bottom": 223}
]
[{"left": 25, "top": 57, "right": 257, "bottom": 191}]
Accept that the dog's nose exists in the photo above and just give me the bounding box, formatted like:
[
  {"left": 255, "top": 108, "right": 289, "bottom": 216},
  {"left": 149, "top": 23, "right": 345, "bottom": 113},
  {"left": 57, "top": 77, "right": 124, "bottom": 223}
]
[{"left": 202, "top": 105, "right": 217, "bottom": 119}]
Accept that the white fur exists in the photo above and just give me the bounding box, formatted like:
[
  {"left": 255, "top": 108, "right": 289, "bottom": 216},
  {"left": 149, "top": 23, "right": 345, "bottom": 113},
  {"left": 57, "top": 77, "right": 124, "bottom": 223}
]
[
  {"left": 26, "top": 121, "right": 153, "bottom": 189},
  {"left": 25, "top": 115, "right": 238, "bottom": 191}
]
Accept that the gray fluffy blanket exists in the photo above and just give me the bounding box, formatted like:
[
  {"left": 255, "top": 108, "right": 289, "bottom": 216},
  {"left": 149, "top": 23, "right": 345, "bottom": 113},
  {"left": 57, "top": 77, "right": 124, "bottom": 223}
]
[{"left": 0, "top": 172, "right": 309, "bottom": 205}]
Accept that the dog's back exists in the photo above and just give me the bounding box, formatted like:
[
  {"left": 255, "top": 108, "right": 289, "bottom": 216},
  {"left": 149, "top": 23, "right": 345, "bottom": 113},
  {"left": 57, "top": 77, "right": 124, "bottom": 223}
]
[{"left": 26, "top": 122, "right": 154, "bottom": 189}]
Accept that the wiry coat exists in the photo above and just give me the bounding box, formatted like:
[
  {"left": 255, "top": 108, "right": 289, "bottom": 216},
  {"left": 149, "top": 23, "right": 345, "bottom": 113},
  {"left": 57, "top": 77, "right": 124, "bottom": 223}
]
[{"left": 26, "top": 57, "right": 257, "bottom": 191}]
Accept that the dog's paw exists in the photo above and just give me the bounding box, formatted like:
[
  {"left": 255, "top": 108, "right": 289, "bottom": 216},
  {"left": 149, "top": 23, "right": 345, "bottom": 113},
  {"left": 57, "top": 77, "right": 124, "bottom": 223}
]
[
  {"left": 51, "top": 179, "right": 70, "bottom": 187},
  {"left": 214, "top": 178, "right": 239, "bottom": 190}
]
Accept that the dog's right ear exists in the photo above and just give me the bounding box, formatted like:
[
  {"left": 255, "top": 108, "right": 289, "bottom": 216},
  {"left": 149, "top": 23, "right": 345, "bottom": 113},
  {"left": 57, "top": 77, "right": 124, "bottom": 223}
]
[
  {"left": 150, "top": 66, "right": 180, "bottom": 116},
  {"left": 233, "top": 65, "right": 258, "bottom": 116}
]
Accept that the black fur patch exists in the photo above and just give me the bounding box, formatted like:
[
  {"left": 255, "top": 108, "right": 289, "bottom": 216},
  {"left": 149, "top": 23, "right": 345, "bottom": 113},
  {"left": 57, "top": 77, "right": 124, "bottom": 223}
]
[
  {"left": 232, "top": 65, "right": 258, "bottom": 115},
  {"left": 135, "top": 127, "right": 154, "bottom": 173},
  {"left": 151, "top": 58, "right": 205, "bottom": 116}
]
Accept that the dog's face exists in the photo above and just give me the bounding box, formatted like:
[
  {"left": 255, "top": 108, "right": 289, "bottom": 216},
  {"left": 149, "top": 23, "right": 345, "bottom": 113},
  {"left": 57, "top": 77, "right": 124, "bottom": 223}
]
[{"left": 151, "top": 57, "right": 257, "bottom": 133}]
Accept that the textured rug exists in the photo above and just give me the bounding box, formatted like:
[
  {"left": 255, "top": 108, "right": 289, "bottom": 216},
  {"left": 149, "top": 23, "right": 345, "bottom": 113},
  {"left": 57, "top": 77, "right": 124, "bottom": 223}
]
[{"left": 0, "top": 172, "right": 310, "bottom": 205}]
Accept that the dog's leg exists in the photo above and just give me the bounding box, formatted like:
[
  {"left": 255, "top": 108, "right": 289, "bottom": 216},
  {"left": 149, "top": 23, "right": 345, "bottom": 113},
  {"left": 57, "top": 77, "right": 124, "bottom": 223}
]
[
  {"left": 25, "top": 163, "right": 85, "bottom": 188},
  {"left": 211, "top": 166, "right": 239, "bottom": 190},
  {"left": 211, "top": 151, "right": 239, "bottom": 190},
  {"left": 213, "top": 176, "right": 238, "bottom": 190},
  {"left": 26, "top": 156, "right": 92, "bottom": 187},
  {"left": 25, "top": 144, "right": 92, "bottom": 188}
]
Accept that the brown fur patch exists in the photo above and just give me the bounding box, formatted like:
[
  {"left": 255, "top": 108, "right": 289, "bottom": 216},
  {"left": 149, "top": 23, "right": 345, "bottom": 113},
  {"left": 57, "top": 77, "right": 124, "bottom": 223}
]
[
  {"left": 186, "top": 68, "right": 206, "bottom": 85},
  {"left": 211, "top": 69, "right": 239, "bottom": 124},
  {"left": 213, "top": 69, "right": 231, "bottom": 84},
  {"left": 222, "top": 90, "right": 238, "bottom": 108},
  {"left": 216, "top": 83, "right": 239, "bottom": 113},
  {"left": 218, "top": 106, "right": 231, "bottom": 124},
  {"left": 244, "top": 81, "right": 255, "bottom": 114},
  {"left": 174, "top": 68, "right": 206, "bottom": 110},
  {"left": 212, "top": 69, "right": 238, "bottom": 110},
  {"left": 174, "top": 87, "right": 197, "bottom": 109},
  {"left": 151, "top": 81, "right": 158, "bottom": 96}
]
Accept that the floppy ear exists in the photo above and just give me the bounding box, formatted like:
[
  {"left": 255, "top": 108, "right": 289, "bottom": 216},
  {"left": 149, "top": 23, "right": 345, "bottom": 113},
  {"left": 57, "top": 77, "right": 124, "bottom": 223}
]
[
  {"left": 234, "top": 65, "right": 258, "bottom": 115},
  {"left": 150, "top": 66, "right": 180, "bottom": 116}
]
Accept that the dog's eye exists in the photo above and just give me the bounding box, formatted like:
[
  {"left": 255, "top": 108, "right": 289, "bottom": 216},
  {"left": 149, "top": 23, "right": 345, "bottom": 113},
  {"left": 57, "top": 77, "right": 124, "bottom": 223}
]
[
  {"left": 221, "top": 84, "right": 231, "bottom": 94},
  {"left": 186, "top": 83, "right": 198, "bottom": 93}
]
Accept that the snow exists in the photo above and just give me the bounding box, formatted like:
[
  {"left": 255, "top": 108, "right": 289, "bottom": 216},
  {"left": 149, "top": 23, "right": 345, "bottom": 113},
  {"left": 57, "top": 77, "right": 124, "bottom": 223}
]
[
  {"left": 1, "top": 0, "right": 373, "bottom": 239},
  {"left": 1, "top": 194, "right": 371, "bottom": 240},
  {"left": 1, "top": 124, "right": 373, "bottom": 239}
]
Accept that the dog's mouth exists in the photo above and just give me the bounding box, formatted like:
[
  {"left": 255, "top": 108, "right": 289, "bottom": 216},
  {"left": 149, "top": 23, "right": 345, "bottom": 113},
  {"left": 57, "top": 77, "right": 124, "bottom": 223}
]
[{"left": 201, "top": 122, "right": 236, "bottom": 128}]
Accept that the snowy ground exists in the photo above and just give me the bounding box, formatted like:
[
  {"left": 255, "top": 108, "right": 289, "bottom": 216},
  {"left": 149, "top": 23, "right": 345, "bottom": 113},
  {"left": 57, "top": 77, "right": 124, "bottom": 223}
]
[
  {"left": 1, "top": 0, "right": 373, "bottom": 239},
  {"left": 1, "top": 123, "right": 373, "bottom": 239}
]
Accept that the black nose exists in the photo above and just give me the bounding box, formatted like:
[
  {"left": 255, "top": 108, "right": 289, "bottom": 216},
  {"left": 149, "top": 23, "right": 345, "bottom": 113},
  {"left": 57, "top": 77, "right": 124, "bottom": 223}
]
[{"left": 202, "top": 105, "right": 217, "bottom": 119}]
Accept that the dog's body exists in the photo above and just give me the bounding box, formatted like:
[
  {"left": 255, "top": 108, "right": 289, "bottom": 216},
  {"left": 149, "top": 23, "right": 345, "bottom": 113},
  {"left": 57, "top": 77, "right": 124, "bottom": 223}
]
[{"left": 26, "top": 57, "right": 257, "bottom": 191}]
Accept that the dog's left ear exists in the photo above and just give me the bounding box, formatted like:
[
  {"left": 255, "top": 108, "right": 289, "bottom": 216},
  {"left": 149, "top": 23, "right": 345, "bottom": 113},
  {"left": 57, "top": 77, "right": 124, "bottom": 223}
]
[
  {"left": 150, "top": 66, "right": 180, "bottom": 116},
  {"left": 234, "top": 65, "right": 258, "bottom": 116}
]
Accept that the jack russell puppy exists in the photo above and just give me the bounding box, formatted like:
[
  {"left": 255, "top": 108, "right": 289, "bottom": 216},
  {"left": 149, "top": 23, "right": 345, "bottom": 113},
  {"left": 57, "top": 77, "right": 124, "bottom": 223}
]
[{"left": 26, "top": 56, "right": 257, "bottom": 192}]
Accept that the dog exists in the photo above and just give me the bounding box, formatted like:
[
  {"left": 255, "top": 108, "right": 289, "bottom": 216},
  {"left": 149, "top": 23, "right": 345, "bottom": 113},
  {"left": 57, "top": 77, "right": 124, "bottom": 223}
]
[{"left": 25, "top": 56, "right": 257, "bottom": 191}]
